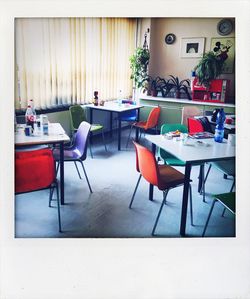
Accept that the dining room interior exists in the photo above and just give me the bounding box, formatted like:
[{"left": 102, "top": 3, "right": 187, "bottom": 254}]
[{"left": 14, "top": 16, "right": 236, "bottom": 238}]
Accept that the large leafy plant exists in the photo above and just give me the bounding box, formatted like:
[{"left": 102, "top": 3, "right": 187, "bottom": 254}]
[
  {"left": 168, "top": 75, "right": 191, "bottom": 100},
  {"left": 130, "top": 47, "right": 150, "bottom": 90},
  {"left": 194, "top": 51, "right": 225, "bottom": 88}
]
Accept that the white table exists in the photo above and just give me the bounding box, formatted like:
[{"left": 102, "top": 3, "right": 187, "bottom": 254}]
[
  {"left": 206, "top": 115, "right": 235, "bottom": 132},
  {"left": 146, "top": 134, "right": 235, "bottom": 236},
  {"left": 15, "top": 123, "right": 70, "bottom": 204},
  {"left": 85, "top": 102, "right": 144, "bottom": 150}
]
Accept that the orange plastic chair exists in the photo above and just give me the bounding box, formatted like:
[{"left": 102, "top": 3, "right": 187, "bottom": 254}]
[
  {"left": 187, "top": 117, "right": 204, "bottom": 134},
  {"left": 126, "top": 106, "right": 161, "bottom": 148},
  {"left": 129, "top": 141, "right": 193, "bottom": 236},
  {"left": 15, "top": 148, "right": 62, "bottom": 232}
]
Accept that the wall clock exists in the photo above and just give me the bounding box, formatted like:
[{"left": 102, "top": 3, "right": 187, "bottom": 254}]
[
  {"left": 165, "top": 33, "right": 176, "bottom": 45},
  {"left": 217, "top": 19, "right": 233, "bottom": 36}
]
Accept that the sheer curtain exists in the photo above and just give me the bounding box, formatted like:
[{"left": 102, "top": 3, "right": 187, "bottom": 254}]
[{"left": 15, "top": 18, "right": 136, "bottom": 110}]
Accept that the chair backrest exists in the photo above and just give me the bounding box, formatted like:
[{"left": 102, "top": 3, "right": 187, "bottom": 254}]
[
  {"left": 120, "top": 100, "right": 137, "bottom": 120},
  {"left": 181, "top": 106, "right": 201, "bottom": 126},
  {"left": 145, "top": 106, "right": 161, "bottom": 130},
  {"left": 69, "top": 105, "right": 87, "bottom": 131},
  {"left": 73, "top": 121, "right": 91, "bottom": 160},
  {"left": 197, "top": 116, "right": 213, "bottom": 133},
  {"left": 133, "top": 141, "right": 159, "bottom": 187},
  {"left": 15, "top": 148, "right": 55, "bottom": 193},
  {"left": 188, "top": 118, "right": 204, "bottom": 134},
  {"left": 161, "top": 123, "right": 188, "bottom": 135}
]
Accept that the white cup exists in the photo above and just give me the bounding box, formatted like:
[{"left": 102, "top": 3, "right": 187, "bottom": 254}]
[{"left": 228, "top": 134, "right": 236, "bottom": 146}]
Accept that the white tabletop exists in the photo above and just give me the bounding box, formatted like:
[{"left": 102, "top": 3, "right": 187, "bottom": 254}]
[
  {"left": 85, "top": 102, "right": 143, "bottom": 113},
  {"left": 15, "top": 123, "right": 70, "bottom": 146},
  {"left": 146, "top": 134, "right": 235, "bottom": 164}
]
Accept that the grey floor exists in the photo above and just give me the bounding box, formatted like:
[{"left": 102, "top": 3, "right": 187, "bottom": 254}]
[{"left": 15, "top": 127, "right": 235, "bottom": 238}]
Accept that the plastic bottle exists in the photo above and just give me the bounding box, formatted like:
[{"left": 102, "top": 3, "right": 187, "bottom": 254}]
[
  {"left": 25, "top": 105, "right": 36, "bottom": 130},
  {"left": 190, "top": 70, "right": 196, "bottom": 92},
  {"left": 214, "top": 108, "right": 226, "bottom": 143}
]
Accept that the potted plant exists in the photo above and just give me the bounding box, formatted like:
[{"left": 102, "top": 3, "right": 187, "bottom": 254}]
[
  {"left": 168, "top": 75, "right": 191, "bottom": 100},
  {"left": 129, "top": 47, "right": 150, "bottom": 90},
  {"left": 194, "top": 51, "right": 225, "bottom": 88}
]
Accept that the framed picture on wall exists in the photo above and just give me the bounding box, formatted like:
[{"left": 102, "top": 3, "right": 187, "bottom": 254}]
[
  {"left": 180, "top": 37, "right": 205, "bottom": 58},
  {"left": 211, "top": 37, "right": 235, "bottom": 74}
]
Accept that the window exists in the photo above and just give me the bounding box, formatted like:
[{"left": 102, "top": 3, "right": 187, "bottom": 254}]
[{"left": 15, "top": 18, "right": 136, "bottom": 110}]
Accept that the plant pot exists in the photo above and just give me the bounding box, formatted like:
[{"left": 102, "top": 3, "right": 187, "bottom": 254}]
[
  {"left": 175, "top": 91, "right": 180, "bottom": 99},
  {"left": 151, "top": 89, "right": 158, "bottom": 97}
]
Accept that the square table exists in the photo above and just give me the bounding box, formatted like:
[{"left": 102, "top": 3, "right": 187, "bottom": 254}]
[
  {"left": 15, "top": 123, "right": 70, "bottom": 205},
  {"left": 85, "top": 102, "right": 144, "bottom": 150},
  {"left": 146, "top": 134, "right": 235, "bottom": 237}
]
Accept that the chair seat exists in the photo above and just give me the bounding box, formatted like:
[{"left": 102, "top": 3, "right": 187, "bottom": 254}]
[
  {"left": 162, "top": 153, "right": 186, "bottom": 167},
  {"left": 91, "top": 124, "right": 103, "bottom": 132},
  {"left": 211, "top": 160, "right": 235, "bottom": 176},
  {"left": 53, "top": 147, "right": 81, "bottom": 160},
  {"left": 158, "top": 165, "right": 186, "bottom": 190},
  {"left": 133, "top": 121, "right": 147, "bottom": 129},
  {"left": 214, "top": 192, "right": 235, "bottom": 214},
  {"left": 120, "top": 116, "right": 137, "bottom": 122}
]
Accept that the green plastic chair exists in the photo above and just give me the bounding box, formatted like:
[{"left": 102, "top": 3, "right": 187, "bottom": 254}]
[
  {"left": 159, "top": 123, "right": 188, "bottom": 166},
  {"left": 69, "top": 105, "right": 107, "bottom": 158},
  {"left": 202, "top": 192, "right": 235, "bottom": 237}
]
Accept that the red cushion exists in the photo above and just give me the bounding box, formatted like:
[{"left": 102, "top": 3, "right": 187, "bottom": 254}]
[{"left": 15, "top": 149, "right": 56, "bottom": 193}]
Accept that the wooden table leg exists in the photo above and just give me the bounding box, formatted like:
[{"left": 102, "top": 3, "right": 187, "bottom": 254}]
[{"left": 180, "top": 163, "right": 192, "bottom": 237}]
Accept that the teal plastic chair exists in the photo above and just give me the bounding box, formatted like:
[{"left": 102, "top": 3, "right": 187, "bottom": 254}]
[
  {"left": 202, "top": 192, "right": 235, "bottom": 237},
  {"left": 69, "top": 105, "right": 107, "bottom": 158},
  {"left": 159, "top": 123, "right": 207, "bottom": 202},
  {"left": 158, "top": 123, "right": 188, "bottom": 166}
]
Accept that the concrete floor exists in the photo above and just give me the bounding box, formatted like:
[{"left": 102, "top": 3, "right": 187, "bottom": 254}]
[{"left": 15, "top": 127, "right": 235, "bottom": 238}]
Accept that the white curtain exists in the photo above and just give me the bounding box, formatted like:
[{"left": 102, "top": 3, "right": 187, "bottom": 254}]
[{"left": 15, "top": 18, "right": 136, "bottom": 110}]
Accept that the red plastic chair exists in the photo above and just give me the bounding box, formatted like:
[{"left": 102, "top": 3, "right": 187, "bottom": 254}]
[
  {"left": 129, "top": 141, "right": 193, "bottom": 236},
  {"left": 15, "top": 148, "right": 62, "bottom": 232},
  {"left": 187, "top": 117, "right": 204, "bottom": 134},
  {"left": 126, "top": 106, "right": 161, "bottom": 147}
]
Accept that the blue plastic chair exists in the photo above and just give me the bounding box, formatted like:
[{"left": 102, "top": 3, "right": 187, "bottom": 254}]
[{"left": 120, "top": 100, "right": 137, "bottom": 122}]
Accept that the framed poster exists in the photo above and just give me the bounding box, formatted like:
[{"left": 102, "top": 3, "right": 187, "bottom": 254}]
[
  {"left": 180, "top": 37, "right": 205, "bottom": 58},
  {"left": 211, "top": 37, "right": 235, "bottom": 73}
]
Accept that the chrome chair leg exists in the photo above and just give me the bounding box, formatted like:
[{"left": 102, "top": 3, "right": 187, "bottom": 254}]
[
  {"left": 74, "top": 161, "right": 82, "bottom": 179},
  {"left": 56, "top": 162, "right": 59, "bottom": 176},
  {"left": 80, "top": 160, "right": 93, "bottom": 193},
  {"left": 129, "top": 174, "right": 142, "bottom": 208},
  {"left": 102, "top": 129, "right": 108, "bottom": 152},
  {"left": 126, "top": 124, "right": 134, "bottom": 148},
  {"left": 56, "top": 181, "right": 62, "bottom": 232},
  {"left": 152, "top": 189, "right": 169, "bottom": 236},
  {"left": 200, "top": 164, "right": 212, "bottom": 202},
  {"left": 202, "top": 199, "right": 217, "bottom": 237},
  {"left": 49, "top": 187, "right": 53, "bottom": 207},
  {"left": 89, "top": 142, "right": 93, "bottom": 158}
]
